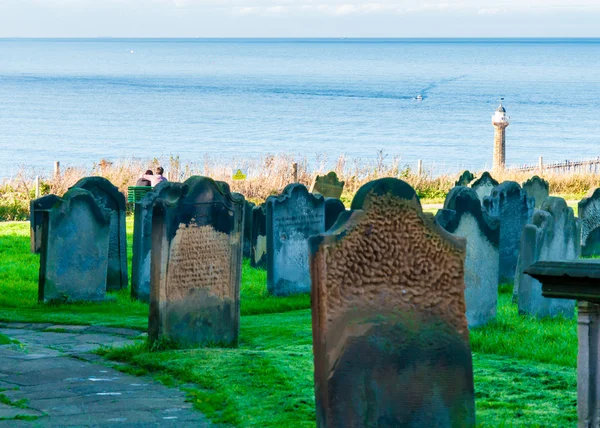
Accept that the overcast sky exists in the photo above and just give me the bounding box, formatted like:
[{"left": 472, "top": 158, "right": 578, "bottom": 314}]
[{"left": 1, "top": 0, "right": 598, "bottom": 38}]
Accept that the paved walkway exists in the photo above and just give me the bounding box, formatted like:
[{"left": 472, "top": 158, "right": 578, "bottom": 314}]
[{"left": 0, "top": 323, "right": 211, "bottom": 427}]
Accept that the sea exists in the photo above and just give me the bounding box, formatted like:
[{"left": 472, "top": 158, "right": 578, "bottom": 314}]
[{"left": 1, "top": 38, "right": 599, "bottom": 179}]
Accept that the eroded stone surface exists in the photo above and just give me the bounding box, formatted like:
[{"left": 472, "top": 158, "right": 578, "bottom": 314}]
[
  {"left": 267, "top": 184, "right": 325, "bottom": 296},
  {"left": 149, "top": 176, "right": 244, "bottom": 348},
  {"left": 39, "top": 188, "right": 111, "bottom": 303},
  {"left": 580, "top": 188, "right": 600, "bottom": 258},
  {"left": 309, "top": 178, "right": 475, "bottom": 428},
  {"left": 516, "top": 197, "right": 580, "bottom": 318},
  {"left": 309, "top": 171, "right": 344, "bottom": 199},
  {"left": 471, "top": 172, "right": 499, "bottom": 202},
  {"left": 522, "top": 176, "right": 550, "bottom": 209},
  {"left": 250, "top": 204, "right": 267, "bottom": 269},
  {"left": 437, "top": 186, "right": 500, "bottom": 328},
  {"left": 29, "top": 194, "right": 60, "bottom": 254}
]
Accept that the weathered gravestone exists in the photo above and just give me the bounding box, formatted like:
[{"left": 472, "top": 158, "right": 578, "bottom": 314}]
[
  {"left": 579, "top": 188, "right": 600, "bottom": 257},
  {"left": 309, "top": 178, "right": 475, "bottom": 427},
  {"left": 324, "top": 198, "right": 346, "bottom": 231},
  {"left": 30, "top": 194, "right": 60, "bottom": 254},
  {"left": 455, "top": 170, "right": 475, "bottom": 187},
  {"left": 71, "top": 177, "right": 128, "bottom": 291},
  {"left": 243, "top": 200, "right": 255, "bottom": 259},
  {"left": 310, "top": 171, "right": 344, "bottom": 199},
  {"left": 522, "top": 175, "right": 550, "bottom": 208},
  {"left": 149, "top": 176, "right": 244, "bottom": 348},
  {"left": 38, "top": 188, "right": 110, "bottom": 303},
  {"left": 131, "top": 181, "right": 173, "bottom": 303},
  {"left": 250, "top": 204, "right": 267, "bottom": 269},
  {"left": 483, "top": 181, "right": 534, "bottom": 283},
  {"left": 267, "top": 184, "right": 325, "bottom": 296},
  {"left": 471, "top": 172, "right": 499, "bottom": 202},
  {"left": 436, "top": 186, "right": 500, "bottom": 328},
  {"left": 515, "top": 197, "right": 580, "bottom": 318}
]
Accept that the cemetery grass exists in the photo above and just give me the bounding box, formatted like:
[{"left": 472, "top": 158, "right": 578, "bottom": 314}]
[{"left": 1, "top": 220, "right": 579, "bottom": 426}]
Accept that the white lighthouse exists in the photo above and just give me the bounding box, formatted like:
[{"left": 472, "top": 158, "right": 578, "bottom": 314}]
[{"left": 492, "top": 99, "right": 510, "bottom": 172}]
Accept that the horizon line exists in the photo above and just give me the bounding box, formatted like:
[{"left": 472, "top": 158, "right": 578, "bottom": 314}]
[{"left": 1, "top": 36, "right": 599, "bottom": 41}]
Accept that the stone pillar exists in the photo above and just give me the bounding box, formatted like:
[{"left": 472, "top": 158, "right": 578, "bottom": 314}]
[
  {"left": 493, "top": 123, "right": 507, "bottom": 172},
  {"left": 578, "top": 301, "right": 600, "bottom": 428}
]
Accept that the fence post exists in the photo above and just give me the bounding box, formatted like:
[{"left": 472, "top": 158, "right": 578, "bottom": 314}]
[
  {"left": 538, "top": 156, "right": 544, "bottom": 174},
  {"left": 291, "top": 162, "right": 298, "bottom": 183},
  {"left": 53, "top": 161, "right": 60, "bottom": 178},
  {"left": 35, "top": 176, "right": 40, "bottom": 198},
  {"left": 417, "top": 160, "right": 423, "bottom": 176}
]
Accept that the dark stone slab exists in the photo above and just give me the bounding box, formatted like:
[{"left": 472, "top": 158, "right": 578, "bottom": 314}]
[
  {"left": 39, "top": 188, "right": 111, "bottom": 303},
  {"left": 250, "top": 204, "right": 267, "bottom": 269},
  {"left": 483, "top": 181, "right": 535, "bottom": 283},
  {"left": 579, "top": 188, "right": 600, "bottom": 257},
  {"left": 455, "top": 170, "right": 475, "bottom": 187},
  {"left": 131, "top": 182, "right": 174, "bottom": 302},
  {"left": 525, "top": 260, "right": 600, "bottom": 301},
  {"left": 267, "top": 184, "right": 325, "bottom": 296},
  {"left": 309, "top": 178, "right": 475, "bottom": 428},
  {"left": 243, "top": 200, "right": 255, "bottom": 259},
  {"left": 71, "top": 177, "right": 128, "bottom": 291},
  {"left": 29, "top": 194, "right": 60, "bottom": 254},
  {"left": 309, "top": 171, "right": 344, "bottom": 199},
  {"left": 436, "top": 186, "right": 500, "bottom": 327},
  {"left": 471, "top": 172, "right": 499, "bottom": 202},
  {"left": 522, "top": 175, "right": 550, "bottom": 209},
  {"left": 149, "top": 176, "right": 244, "bottom": 348},
  {"left": 324, "top": 198, "right": 345, "bottom": 231}
]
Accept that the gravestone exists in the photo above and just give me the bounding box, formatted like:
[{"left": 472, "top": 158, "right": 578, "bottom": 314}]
[
  {"left": 471, "top": 172, "right": 499, "bottom": 202},
  {"left": 71, "top": 177, "right": 128, "bottom": 291},
  {"left": 250, "top": 204, "right": 267, "bottom": 269},
  {"left": 309, "top": 178, "right": 475, "bottom": 427},
  {"left": 30, "top": 194, "right": 60, "bottom": 254},
  {"left": 522, "top": 176, "right": 550, "bottom": 208},
  {"left": 483, "top": 181, "right": 535, "bottom": 283},
  {"left": 267, "top": 184, "right": 325, "bottom": 296},
  {"left": 38, "top": 188, "right": 111, "bottom": 303},
  {"left": 436, "top": 186, "right": 500, "bottom": 328},
  {"left": 243, "top": 200, "right": 255, "bottom": 259},
  {"left": 455, "top": 170, "right": 475, "bottom": 187},
  {"left": 149, "top": 176, "right": 244, "bottom": 348},
  {"left": 324, "top": 198, "right": 346, "bottom": 230},
  {"left": 579, "top": 188, "right": 600, "bottom": 257},
  {"left": 309, "top": 171, "right": 344, "bottom": 199},
  {"left": 516, "top": 197, "right": 579, "bottom": 318},
  {"left": 131, "top": 181, "right": 173, "bottom": 302}
]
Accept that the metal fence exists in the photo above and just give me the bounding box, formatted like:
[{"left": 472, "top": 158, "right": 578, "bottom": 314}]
[{"left": 508, "top": 157, "right": 600, "bottom": 174}]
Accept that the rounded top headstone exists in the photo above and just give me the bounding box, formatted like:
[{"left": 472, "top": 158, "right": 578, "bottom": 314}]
[{"left": 351, "top": 178, "right": 420, "bottom": 211}]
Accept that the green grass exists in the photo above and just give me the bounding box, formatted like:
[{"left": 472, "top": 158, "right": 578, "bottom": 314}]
[{"left": 1, "top": 220, "right": 579, "bottom": 427}]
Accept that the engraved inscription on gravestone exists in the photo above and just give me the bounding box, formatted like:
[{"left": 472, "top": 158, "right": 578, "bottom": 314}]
[{"left": 471, "top": 172, "right": 499, "bottom": 202}]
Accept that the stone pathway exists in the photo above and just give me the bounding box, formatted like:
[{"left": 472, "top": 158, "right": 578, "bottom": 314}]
[{"left": 0, "top": 323, "right": 211, "bottom": 427}]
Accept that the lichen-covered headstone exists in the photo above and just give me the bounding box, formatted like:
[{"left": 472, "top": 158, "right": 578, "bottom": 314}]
[
  {"left": 516, "top": 197, "right": 579, "bottom": 318},
  {"left": 131, "top": 181, "right": 173, "bottom": 302},
  {"left": 324, "top": 198, "right": 346, "bottom": 231},
  {"left": 267, "top": 184, "right": 325, "bottom": 296},
  {"left": 71, "top": 177, "right": 128, "bottom": 291},
  {"left": 243, "top": 200, "right": 255, "bottom": 259},
  {"left": 483, "top": 181, "right": 534, "bottom": 283},
  {"left": 149, "top": 176, "right": 244, "bottom": 348},
  {"left": 39, "top": 189, "right": 110, "bottom": 303},
  {"left": 309, "top": 178, "right": 475, "bottom": 428},
  {"left": 310, "top": 171, "right": 345, "bottom": 199},
  {"left": 522, "top": 176, "right": 550, "bottom": 209},
  {"left": 455, "top": 170, "right": 475, "bottom": 187},
  {"left": 471, "top": 172, "right": 499, "bottom": 202},
  {"left": 250, "top": 204, "right": 267, "bottom": 269},
  {"left": 30, "top": 194, "right": 60, "bottom": 254},
  {"left": 579, "top": 188, "right": 600, "bottom": 257},
  {"left": 437, "top": 186, "right": 500, "bottom": 328}
]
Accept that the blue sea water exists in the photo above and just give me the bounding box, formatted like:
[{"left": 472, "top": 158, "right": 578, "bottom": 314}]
[{"left": 1, "top": 38, "right": 599, "bottom": 178}]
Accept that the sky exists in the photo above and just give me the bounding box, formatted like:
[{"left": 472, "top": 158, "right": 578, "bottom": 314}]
[{"left": 0, "top": 0, "right": 599, "bottom": 38}]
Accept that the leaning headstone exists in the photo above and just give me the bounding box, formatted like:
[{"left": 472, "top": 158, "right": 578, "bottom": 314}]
[
  {"left": 309, "top": 178, "right": 475, "bottom": 427},
  {"left": 267, "top": 184, "right": 325, "bottom": 296},
  {"left": 436, "top": 186, "right": 500, "bottom": 328},
  {"left": 516, "top": 197, "right": 579, "bottom": 318},
  {"left": 149, "top": 176, "right": 244, "bottom": 348},
  {"left": 71, "top": 177, "right": 128, "bottom": 291},
  {"left": 243, "top": 200, "right": 255, "bottom": 259},
  {"left": 471, "top": 172, "right": 499, "bottom": 202},
  {"left": 30, "top": 194, "right": 60, "bottom": 254},
  {"left": 324, "top": 198, "right": 346, "bottom": 230},
  {"left": 39, "top": 188, "right": 110, "bottom": 303},
  {"left": 579, "top": 188, "right": 600, "bottom": 257},
  {"left": 455, "top": 170, "right": 475, "bottom": 187},
  {"left": 250, "top": 204, "right": 267, "bottom": 269},
  {"left": 131, "top": 181, "right": 173, "bottom": 303},
  {"left": 309, "top": 171, "right": 344, "bottom": 199},
  {"left": 522, "top": 176, "right": 550, "bottom": 208},
  {"left": 483, "top": 181, "right": 535, "bottom": 283}
]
